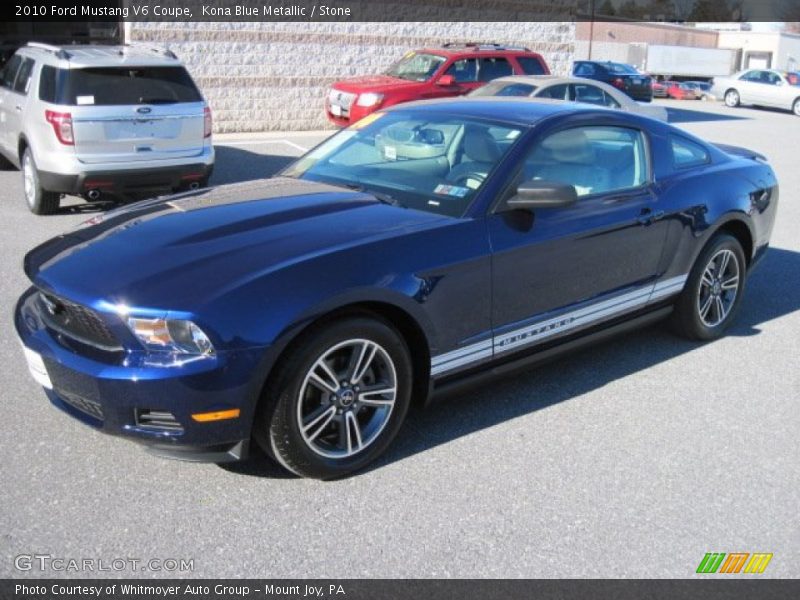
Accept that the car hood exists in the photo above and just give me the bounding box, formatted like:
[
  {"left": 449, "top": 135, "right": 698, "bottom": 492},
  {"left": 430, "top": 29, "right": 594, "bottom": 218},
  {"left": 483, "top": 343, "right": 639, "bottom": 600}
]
[
  {"left": 332, "top": 74, "right": 425, "bottom": 94},
  {"left": 24, "top": 177, "right": 447, "bottom": 311}
]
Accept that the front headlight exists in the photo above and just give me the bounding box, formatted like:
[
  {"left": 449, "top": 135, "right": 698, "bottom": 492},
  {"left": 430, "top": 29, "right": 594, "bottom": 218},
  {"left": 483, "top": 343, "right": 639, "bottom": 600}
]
[
  {"left": 127, "top": 317, "right": 215, "bottom": 359},
  {"left": 356, "top": 92, "right": 384, "bottom": 107}
]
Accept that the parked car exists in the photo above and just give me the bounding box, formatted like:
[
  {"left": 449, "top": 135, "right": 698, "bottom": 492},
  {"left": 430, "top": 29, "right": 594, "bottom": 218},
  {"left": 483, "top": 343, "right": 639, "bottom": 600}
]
[
  {"left": 469, "top": 75, "right": 667, "bottom": 121},
  {"left": 665, "top": 81, "right": 700, "bottom": 100},
  {"left": 325, "top": 43, "right": 549, "bottom": 126},
  {"left": 711, "top": 69, "right": 800, "bottom": 116},
  {"left": 572, "top": 60, "right": 653, "bottom": 102},
  {"left": 683, "top": 81, "right": 715, "bottom": 101},
  {"left": 17, "top": 99, "right": 777, "bottom": 478},
  {"left": 652, "top": 80, "right": 668, "bottom": 98},
  {"left": 0, "top": 43, "right": 214, "bottom": 214}
]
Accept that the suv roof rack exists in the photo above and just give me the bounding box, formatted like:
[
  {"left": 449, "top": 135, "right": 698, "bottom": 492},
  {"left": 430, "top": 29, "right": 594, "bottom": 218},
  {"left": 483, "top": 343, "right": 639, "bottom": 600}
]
[
  {"left": 26, "top": 42, "right": 71, "bottom": 60},
  {"left": 122, "top": 44, "right": 178, "bottom": 60},
  {"left": 442, "top": 42, "right": 532, "bottom": 52}
]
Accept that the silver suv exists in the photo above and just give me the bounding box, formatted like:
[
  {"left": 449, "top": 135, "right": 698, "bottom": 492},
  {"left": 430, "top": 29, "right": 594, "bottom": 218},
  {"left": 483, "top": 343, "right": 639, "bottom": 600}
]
[{"left": 0, "top": 43, "right": 214, "bottom": 214}]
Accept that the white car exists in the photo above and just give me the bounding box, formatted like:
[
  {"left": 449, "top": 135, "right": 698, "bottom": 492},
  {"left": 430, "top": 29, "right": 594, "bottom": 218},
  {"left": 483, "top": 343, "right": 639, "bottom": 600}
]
[
  {"left": 468, "top": 75, "right": 668, "bottom": 121},
  {"left": 0, "top": 43, "right": 214, "bottom": 214},
  {"left": 711, "top": 69, "right": 800, "bottom": 116}
]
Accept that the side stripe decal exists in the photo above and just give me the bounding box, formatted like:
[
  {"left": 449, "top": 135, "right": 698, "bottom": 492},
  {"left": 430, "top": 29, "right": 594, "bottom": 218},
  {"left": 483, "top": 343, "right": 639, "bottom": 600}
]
[{"left": 430, "top": 274, "right": 688, "bottom": 376}]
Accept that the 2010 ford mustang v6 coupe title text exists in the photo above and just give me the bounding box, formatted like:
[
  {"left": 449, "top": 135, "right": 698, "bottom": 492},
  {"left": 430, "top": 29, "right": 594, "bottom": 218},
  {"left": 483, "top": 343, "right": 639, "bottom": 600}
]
[{"left": 16, "top": 99, "right": 777, "bottom": 478}]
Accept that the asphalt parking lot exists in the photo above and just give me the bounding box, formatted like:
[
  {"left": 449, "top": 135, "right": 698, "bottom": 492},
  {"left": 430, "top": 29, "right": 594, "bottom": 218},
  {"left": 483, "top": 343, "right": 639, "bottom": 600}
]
[{"left": 1, "top": 100, "right": 798, "bottom": 578}]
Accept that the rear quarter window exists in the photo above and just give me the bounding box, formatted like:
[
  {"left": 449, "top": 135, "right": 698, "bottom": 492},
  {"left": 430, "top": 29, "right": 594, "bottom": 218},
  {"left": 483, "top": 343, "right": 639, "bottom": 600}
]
[
  {"left": 671, "top": 136, "right": 710, "bottom": 168},
  {"left": 516, "top": 56, "right": 546, "bottom": 75},
  {"left": 39, "top": 65, "right": 56, "bottom": 102},
  {"left": 60, "top": 66, "right": 202, "bottom": 106}
]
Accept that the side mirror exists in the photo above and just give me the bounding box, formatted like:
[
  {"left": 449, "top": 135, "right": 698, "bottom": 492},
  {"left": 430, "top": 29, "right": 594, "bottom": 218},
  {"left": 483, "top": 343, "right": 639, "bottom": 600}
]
[
  {"left": 503, "top": 180, "right": 578, "bottom": 211},
  {"left": 437, "top": 74, "right": 456, "bottom": 86}
]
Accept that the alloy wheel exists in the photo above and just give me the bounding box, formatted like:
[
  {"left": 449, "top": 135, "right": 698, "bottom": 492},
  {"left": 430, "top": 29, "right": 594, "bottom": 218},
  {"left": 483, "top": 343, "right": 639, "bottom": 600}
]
[
  {"left": 793, "top": 100, "right": 800, "bottom": 116},
  {"left": 23, "top": 154, "right": 36, "bottom": 208},
  {"left": 725, "top": 90, "right": 739, "bottom": 107},
  {"left": 296, "top": 338, "right": 397, "bottom": 459},
  {"left": 697, "top": 248, "right": 740, "bottom": 327}
]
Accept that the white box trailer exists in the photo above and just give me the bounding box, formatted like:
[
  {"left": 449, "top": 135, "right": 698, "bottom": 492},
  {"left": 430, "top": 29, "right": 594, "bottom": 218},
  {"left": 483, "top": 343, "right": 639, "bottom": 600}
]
[{"left": 628, "top": 43, "right": 739, "bottom": 79}]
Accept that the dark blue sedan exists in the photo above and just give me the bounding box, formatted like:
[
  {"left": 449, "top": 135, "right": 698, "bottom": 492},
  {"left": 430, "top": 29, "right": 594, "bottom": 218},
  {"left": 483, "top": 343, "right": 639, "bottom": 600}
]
[{"left": 16, "top": 98, "right": 778, "bottom": 478}]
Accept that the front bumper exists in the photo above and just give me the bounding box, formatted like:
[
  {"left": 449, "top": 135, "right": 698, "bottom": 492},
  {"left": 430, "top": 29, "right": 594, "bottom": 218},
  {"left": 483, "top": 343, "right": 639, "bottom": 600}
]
[
  {"left": 15, "top": 287, "right": 265, "bottom": 463},
  {"left": 39, "top": 162, "right": 214, "bottom": 196}
]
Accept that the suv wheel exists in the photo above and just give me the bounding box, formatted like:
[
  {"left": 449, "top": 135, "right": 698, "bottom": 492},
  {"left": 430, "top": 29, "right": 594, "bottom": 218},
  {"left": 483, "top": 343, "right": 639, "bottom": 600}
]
[
  {"left": 22, "top": 148, "right": 60, "bottom": 215},
  {"left": 671, "top": 233, "right": 746, "bottom": 341},
  {"left": 254, "top": 316, "right": 413, "bottom": 479},
  {"left": 724, "top": 89, "right": 740, "bottom": 107}
]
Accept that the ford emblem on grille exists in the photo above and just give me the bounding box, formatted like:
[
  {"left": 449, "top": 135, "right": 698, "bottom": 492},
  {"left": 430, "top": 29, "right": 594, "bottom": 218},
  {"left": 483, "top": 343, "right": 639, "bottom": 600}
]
[{"left": 137, "top": 106, "right": 152, "bottom": 114}]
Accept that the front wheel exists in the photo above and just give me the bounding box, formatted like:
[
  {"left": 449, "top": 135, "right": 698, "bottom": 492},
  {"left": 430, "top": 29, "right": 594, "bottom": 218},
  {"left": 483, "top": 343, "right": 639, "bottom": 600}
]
[
  {"left": 671, "top": 233, "right": 746, "bottom": 341},
  {"left": 724, "top": 89, "right": 740, "bottom": 107},
  {"left": 254, "top": 316, "right": 413, "bottom": 479},
  {"left": 22, "top": 148, "right": 60, "bottom": 215},
  {"left": 793, "top": 98, "right": 800, "bottom": 117}
]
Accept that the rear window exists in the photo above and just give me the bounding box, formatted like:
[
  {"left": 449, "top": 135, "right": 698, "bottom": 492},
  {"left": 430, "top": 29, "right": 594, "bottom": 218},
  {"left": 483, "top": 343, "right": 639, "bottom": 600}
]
[
  {"left": 671, "top": 136, "right": 710, "bottom": 168},
  {"left": 516, "top": 56, "right": 546, "bottom": 75},
  {"left": 606, "top": 63, "right": 639, "bottom": 74},
  {"left": 47, "top": 66, "right": 202, "bottom": 106}
]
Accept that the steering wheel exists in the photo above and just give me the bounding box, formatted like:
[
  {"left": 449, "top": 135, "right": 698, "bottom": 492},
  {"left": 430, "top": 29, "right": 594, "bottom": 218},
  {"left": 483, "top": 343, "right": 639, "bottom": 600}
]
[{"left": 452, "top": 173, "right": 486, "bottom": 187}]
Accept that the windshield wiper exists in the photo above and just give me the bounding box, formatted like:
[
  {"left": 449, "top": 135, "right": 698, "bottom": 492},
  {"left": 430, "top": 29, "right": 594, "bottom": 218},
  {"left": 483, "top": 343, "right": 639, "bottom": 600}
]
[{"left": 339, "top": 183, "right": 405, "bottom": 208}]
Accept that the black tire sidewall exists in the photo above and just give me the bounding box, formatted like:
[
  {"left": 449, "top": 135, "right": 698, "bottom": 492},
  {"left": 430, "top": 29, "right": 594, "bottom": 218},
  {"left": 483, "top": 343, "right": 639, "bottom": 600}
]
[
  {"left": 22, "top": 149, "right": 58, "bottom": 215},
  {"left": 257, "top": 317, "right": 413, "bottom": 479},
  {"left": 674, "top": 234, "right": 746, "bottom": 340}
]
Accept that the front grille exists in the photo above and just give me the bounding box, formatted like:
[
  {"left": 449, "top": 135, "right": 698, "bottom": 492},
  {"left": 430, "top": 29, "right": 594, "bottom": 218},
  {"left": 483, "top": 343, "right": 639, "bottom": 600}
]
[
  {"left": 38, "top": 292, "right": 121, "bottom": 352},
  {"left": 136, "top": 409, "right": 184, "bottom": 433},
  {"left": 60, "top": 391, "right": 104, "bottom": 421}
]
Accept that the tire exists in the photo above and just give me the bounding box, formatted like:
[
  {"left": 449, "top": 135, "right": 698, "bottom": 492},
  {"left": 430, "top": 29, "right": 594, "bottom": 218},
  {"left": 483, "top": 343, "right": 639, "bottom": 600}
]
[
  {"left": 793, "top": 98, "right": 800, "bottom": 117},
  {"left": 22, "top": 148, "right": 60, "bottom": 215},
  {"left": 253, "top": 316, "right": 413, "bottom": 479},
  {"left": 724, "top": 89, "right": 740, "bottom": 107},
  {"left": 671, "top": 233, "right": 746, "bottom": 341}
]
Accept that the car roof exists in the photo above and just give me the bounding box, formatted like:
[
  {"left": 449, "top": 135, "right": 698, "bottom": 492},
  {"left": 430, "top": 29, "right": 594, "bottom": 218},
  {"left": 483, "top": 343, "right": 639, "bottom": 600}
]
[
  {"left": 384, "top": 96, "right": 610, "bottom": 127},
  {"left": 18, "top": 44, "right": 182, "bottom": 68}
]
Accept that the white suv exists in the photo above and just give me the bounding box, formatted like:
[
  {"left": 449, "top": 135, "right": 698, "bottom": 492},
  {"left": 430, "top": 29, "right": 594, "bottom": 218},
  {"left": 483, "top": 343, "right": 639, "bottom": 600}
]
[{"left": 0, "top": 43, "right": 214, "bottom": 214}]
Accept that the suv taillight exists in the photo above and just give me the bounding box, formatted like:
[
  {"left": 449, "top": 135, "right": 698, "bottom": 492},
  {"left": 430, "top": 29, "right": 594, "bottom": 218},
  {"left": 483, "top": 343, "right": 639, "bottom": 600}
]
[
  {"left": 612, "top": 78, "right": 625, "bottom": 89},
  {"left": 45, "top": 110, "right": 74, "bottom": 145},
  {"left": 204, "top": 107, "right": 212, "bottom": 138}
]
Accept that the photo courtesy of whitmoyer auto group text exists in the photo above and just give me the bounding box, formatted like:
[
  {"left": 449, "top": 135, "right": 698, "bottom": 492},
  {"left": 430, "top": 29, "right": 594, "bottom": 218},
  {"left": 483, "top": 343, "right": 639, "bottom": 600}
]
[{"left": 0, "top": 0, "right": 798, "bottom": 598}]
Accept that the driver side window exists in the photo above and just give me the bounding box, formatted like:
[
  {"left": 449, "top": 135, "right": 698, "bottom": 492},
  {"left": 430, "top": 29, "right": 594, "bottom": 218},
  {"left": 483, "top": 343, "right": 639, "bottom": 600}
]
[{"left": 521, "top": 126, "right": 648, "bottom": 198}]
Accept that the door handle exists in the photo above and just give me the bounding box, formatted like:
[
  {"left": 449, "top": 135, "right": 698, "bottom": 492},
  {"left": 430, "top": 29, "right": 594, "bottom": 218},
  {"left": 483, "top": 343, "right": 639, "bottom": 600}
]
[
  {"left": 637, "top": 208, "right": 664, "bottom": 225},
  {"left": 15, "top": 105, "right": 22, "bottom": 112}
]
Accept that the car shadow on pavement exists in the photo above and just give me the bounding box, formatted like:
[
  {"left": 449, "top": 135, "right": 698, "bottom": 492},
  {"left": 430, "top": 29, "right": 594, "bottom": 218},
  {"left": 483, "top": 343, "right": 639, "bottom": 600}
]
[
  {"left": 221, "top": 246, "right": 800, "bottom": 480},
  {"left": 666, "top": 106, "right": 750, "bottom": 123},
  {"left": 211, "top": 146, "right": 297, "bottom": 185}
]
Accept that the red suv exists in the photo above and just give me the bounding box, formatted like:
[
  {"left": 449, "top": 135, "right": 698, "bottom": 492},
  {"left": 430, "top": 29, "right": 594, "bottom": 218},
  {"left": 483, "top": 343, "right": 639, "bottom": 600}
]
[{"left": 325, "top": 43, "right": 550, "bottom": 126}]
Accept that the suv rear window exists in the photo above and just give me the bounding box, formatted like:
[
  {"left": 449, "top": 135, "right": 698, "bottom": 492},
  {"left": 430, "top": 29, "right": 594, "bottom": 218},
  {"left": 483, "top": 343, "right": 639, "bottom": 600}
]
[{"left": 43, "top": 66, "right": 202, "bottom": 106}]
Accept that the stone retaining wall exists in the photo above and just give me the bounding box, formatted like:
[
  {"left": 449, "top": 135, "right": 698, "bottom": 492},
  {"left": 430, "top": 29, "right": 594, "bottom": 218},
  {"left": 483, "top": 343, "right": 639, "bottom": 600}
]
[{"left": 128, "top": 22, "right": 576, "bottom": 132}]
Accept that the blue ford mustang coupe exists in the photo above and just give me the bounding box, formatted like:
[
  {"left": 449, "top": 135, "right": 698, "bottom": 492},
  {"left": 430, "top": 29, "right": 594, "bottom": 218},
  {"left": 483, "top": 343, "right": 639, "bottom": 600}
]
[{"left": 16, "top": 99, "right": 778, "bottom": 478}]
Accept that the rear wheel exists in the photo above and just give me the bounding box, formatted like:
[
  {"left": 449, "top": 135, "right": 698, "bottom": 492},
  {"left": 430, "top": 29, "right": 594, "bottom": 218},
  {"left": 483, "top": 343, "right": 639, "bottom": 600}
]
[
  {"left": 671, "top": 233, "right": 746, "bottom": 341},
  {"left": 254, "top": 316, "right": 413, "bottom": 479},
  {"left": 22, "top": 148, "right": 60, "bottom": 215},
  {"left": 724, "top": 89, "right": 740, "bottom": 107},
  {"left": 793, "top": 98, "right": 800, "bottom": 116}
]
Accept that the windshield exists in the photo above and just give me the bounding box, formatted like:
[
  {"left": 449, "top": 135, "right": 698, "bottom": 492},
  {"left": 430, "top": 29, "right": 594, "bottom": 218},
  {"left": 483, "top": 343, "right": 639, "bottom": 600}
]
[
  {"left": 469, "top": 81, "right": 537, "bottom": 97},
  {"left": 283, "top": 111, "right": 524, "bottom": 218},
  {"left": 385, "top": 52, "right": 446, "bottom": 82},
  {"left": 606, "top": 63, "right": 639, "bottom": 74}
]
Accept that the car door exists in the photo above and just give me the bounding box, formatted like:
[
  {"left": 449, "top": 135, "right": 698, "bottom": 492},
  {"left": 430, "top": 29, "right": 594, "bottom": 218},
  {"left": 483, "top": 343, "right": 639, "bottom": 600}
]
[
  {"left": 486, "top": 123, "right": 669, "bottom": 355},
  {"left": 0, "top": 54, "right": 22, "bottom": 157}
]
